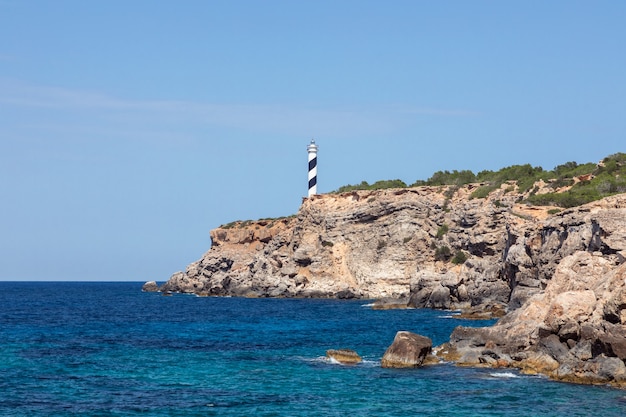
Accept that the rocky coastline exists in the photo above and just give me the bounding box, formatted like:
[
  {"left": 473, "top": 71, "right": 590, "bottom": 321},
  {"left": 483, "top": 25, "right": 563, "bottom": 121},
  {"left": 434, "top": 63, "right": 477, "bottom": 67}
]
[{"left": 149, "top": 183, "right": 626, "bottom": 387}]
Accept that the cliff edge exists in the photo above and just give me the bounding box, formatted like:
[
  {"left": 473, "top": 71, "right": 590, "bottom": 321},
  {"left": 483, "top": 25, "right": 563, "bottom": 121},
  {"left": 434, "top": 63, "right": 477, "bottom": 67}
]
[{"left": 160, "top": 184, "right": 626, "bottom": 307}]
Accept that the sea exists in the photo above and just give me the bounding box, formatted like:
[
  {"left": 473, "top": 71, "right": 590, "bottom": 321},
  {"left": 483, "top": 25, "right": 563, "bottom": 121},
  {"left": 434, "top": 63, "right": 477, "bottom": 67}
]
[{"left": 1, "top": 282, "right": 626, "bottom": 417}]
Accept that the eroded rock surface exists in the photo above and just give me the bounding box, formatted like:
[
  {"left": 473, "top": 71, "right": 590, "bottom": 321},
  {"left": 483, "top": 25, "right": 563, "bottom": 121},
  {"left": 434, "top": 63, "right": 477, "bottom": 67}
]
[
  {"left": 439, "top": 251, "right": 626, "bottom": 387},
  {"left": 326, "top": 349, "right": 362, "bottom": 365},
  {"left": 141, "top": 281, "right": 159, "bottom": 292},
  {"left": 381, "top": 331, "right": 433, "bottom": 368},
  {"left": 161, "top": 187, "right": 626, "bottom": 313}
]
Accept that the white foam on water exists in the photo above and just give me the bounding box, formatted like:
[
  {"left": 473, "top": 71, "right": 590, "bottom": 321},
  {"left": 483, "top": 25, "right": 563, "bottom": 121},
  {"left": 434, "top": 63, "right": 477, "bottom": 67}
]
[
  {"left": 299, "top": 355, "right": 379, "bottom": 367},
  {"left": 327, "top": 356, "right": 341, "bottom": 365},
  {"left": 489, "top": 371, "right": 520, "bottom": 379},
  {"left": 300, "top": 355, "right": 329, "bottom": 364}
]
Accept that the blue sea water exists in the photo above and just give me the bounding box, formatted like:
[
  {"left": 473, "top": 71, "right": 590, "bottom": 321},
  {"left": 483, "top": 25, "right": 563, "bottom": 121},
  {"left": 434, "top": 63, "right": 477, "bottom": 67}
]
[{"left": 1, "top": 282, "right": 625, "bottom": 416}]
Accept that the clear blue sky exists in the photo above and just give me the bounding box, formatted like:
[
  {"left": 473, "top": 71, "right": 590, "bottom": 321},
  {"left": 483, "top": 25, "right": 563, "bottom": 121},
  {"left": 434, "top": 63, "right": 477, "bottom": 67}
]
[{"left": 1, "top": 1, "right": 625, "bottom": 281}]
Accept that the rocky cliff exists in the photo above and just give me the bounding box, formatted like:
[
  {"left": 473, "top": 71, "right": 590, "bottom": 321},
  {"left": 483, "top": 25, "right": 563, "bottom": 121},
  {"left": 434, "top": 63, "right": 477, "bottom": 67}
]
[
  {"left": 157, "top": 184, "right": 626, "bottom": 386},
  {"left": 161, "top": 184, "right": 508, "bottom": 300},
  {"left": 439, "top": 250, "right": 626, "bottom": 387},
  {"left": 160, "top": 183, "right": 626, "bottom": 305}
]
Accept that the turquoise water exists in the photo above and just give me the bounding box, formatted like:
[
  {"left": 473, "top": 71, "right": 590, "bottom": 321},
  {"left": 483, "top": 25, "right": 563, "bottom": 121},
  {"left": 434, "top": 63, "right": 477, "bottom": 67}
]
[{"left": 1, "top": 282, "right": 625, "bottom": 416}]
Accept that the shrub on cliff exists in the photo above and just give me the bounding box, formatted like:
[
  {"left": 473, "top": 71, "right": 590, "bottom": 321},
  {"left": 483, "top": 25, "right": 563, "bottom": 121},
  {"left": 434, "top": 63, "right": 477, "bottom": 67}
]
[
  {"left": 451, "top": 250, "right": 468, "bottom": 265},
  {"left": 470, "top": 184, "right": 499, "bottom": 199},
  {"left": 332, "top": 152, "right": 625, "bottom": 207},
  {"left": 371, "top": 179, "right": 408, "bottom": 189},
  {"left": 434, "top": 245, "right": 451, "bottom": 261},
  {"left": 526, "top": 154, "right": 626, "bottom": 207},
  {"left": 415, "top": 170, "right": 476, "bottom": 186},
  {"left": 334, "top": 181, "right": 371, "bottom": 193},
  {"left": 477, "top": 164, "right": 548, "bottom": 193},
  {"left": 553, "top": 161, "right": 597, "bottom": 178},
  {"left": 333, "top": 179, "right": 407, "bottom": 193},
  {"left": 435, "top": 224, "right": 449, "bottom": 239}
]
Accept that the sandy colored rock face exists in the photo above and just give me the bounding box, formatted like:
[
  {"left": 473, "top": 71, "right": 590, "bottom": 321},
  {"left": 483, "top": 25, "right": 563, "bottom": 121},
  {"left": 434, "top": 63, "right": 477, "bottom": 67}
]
[{"left": 161, "top": 187, "right": 626, "bottom": 313}]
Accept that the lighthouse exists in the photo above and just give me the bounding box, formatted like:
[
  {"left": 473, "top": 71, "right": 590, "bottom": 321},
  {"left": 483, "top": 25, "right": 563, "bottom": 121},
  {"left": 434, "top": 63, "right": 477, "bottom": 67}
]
[{"left": 307, "top": 139, "right": 318, "bottom": 197}]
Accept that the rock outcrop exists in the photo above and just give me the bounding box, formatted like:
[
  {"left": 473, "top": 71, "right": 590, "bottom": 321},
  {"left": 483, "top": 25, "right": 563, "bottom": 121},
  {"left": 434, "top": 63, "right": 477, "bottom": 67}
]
[
  {"left": 160, "top": 186, "right": 626, "bottom": 311},
  {"left": 439, "top": 251, "right": 626, "bottom": 387},
  {"left": 381, "top": 331, "right": 433, "bottom": 368}
]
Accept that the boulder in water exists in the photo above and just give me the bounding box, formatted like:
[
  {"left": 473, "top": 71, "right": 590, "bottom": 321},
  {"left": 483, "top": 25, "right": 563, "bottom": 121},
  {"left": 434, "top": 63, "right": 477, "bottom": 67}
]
[
  {"left": 326, "top": 349, "right": 362, "bottom": 365},
  {"left": 381, "top": 331, "right": 432, "bottom": 368},
  {"left": 142, "top": 281, "right": 159, "bottom": 292}
]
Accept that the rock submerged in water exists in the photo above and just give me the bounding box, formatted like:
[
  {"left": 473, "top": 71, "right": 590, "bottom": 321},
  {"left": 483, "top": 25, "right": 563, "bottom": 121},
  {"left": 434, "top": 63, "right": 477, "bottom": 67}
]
[
  {"left": 326, "top": 349, "right": 362, "bottom": 365},
  {"left": 371, "top": 297, "right": 410, "bottom": 310},
  {"left": 142, "top": 281, "right": 159, "bottom": 292},
  {"left": 381, "top": 331, "right": 433, "bottom": 368},
  {"left": 456, "top": 303, "right": 507, "bottom": 320}
]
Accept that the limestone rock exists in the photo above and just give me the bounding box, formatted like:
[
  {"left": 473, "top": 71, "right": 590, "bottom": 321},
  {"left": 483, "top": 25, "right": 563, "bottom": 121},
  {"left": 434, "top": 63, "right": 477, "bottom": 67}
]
[
  {"left": 443, "top": 251, "right": 626, "bottom": 387},
  {"left": 456, "top": 303, "right": 507, "bottom": 319},
  {"left": 381, "top": 331, "right": 432, "bottom": 368},
  {"left": 326, "top": 349, "right": 362, "bottom": 365},
  {"left": 159, "top": 188, "right": 626, "bottom": 315},
  {"left": 141, "top": 281, "right": 159, "bottom": 292},
  {"left": 371, "top": 298, "right": 410, "bottom": 310}
]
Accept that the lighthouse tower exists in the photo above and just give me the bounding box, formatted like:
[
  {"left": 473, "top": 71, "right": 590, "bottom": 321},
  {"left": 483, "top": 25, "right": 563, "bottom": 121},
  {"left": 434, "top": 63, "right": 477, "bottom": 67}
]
[{"left": 307, "top": 139, "right": 318, "bottom": 197}]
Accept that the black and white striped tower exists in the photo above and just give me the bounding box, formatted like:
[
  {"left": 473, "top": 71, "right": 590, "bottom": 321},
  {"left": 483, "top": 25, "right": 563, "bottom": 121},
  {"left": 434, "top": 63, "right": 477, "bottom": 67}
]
[{"left": 307, "top": 139, "right": 318, "bottom": 197}]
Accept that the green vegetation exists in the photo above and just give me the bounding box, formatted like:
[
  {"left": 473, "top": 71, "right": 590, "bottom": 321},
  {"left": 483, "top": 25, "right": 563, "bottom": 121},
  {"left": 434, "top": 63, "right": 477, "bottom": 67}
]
[
  {"left": 553, "top": 161, "right": 597, "bottom": 178},
  {"left": 434, "top": 245, "right": 451, "bottom": 261},
  {"left": 331, "top": 152, "right": 626, "bottom": 209},
  {"left": 477, "top": 164, "right": 548, "bottom": 193},
  {"left": 470, "top": 184, "right": 499, "bottom": 199},
  {"left": 435, "top": 224, "right": 449, "bottom": 239},
  {"left": 441, "top": 186, "right": 458, "bottom": 212},
  {"left": 526, "top": 153, "right": 626, "bottom": 208},
  {"left": 334, "top": 179, "right": 407, "bottom": 193},
  {"left": 451, "top": 250, "right": 468, "bottom": 265},
  {"left": 413, "top": 170, "right": 476, "bottom": 186}
]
